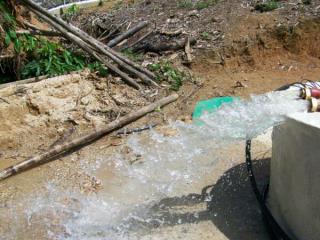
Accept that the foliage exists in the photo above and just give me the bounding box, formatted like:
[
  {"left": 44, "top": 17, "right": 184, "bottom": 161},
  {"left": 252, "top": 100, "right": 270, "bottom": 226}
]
[
  {"left": 177, "top": 0, "right": 218, "bottom": 9},
  {"left": 20, "top": 36, "right": 86, "bottom": 78},
  {"left": 177, "top": 0, "right": 193, "bottom": 8},
  {"left": 254, "top": 1, "right": 280, "bottom": 12},
  {"left": 302, "top": 0, "right": 311, "bottom": 5},
  {"left": 113, "top": 0, "right": 124, "bottom": 10},
  {"left": 121, "top": 48, "right": 142, "bottom": 62},
  {"left": 88, "top": 61, "right": 109, "bottom": 76},
  {"left": 148, "top": 61, "right": 185, "bottom": 91},
  {"left": 62, "top": 4, "right": 80, "bottom": 21},
  {"left": 201, "top": 31, "right": 210, "bottom": 40},
  {"left": 0, "top": 0, "right": 108, "bottom": 80}
]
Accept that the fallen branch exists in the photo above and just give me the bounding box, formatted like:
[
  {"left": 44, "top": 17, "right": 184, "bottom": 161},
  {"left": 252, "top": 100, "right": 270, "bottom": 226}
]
[
  {"left": 0, "top": 94, "right": 178, "bottom": 181},
  {"left": 21, "top": 0, "right": 156, "bottom": 87},
  {"left": 30, "top": 7, "right": 141, "bottom": 90},
  {"left": 159, "top": 28, "right": 183, "bottom": 37},
  {"left": 99, "top": 22, "right": 126, "bottom": 41},
  {"left": 0, "top": 74, "right": 49, "bottom": 89},
  {"left": 124, "top": 30, "right": 153, "bottom": 50},
  {"left": 107, "top": 21, "right": 149, "bottom": 48},
  {"left": 115, "top": 123, "right": 157, "bottom": 135},
  {"left": 16, "top": 29, "right": 61, "bottom": 37},
  {"left": 0, "top": 54, "right": 15, "bottom": 60},
  {"left": 134, "top": 37, "right": 197, "bottom": 53}
]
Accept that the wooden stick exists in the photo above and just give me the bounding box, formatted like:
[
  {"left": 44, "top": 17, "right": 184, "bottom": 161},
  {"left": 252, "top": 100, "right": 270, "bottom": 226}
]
[
  {"left": 0, "top": 94, "right": 178, "bottom": 181},
  {"left": 124, "top": 30, "right": 153, "bottom": 50},
  {"left": 21, "top": 0, "right": 156, "bottom": 86},
  {"left": 184, "top": 36, "right": 193, "bottom": 64},
  {"left": 0, "top": 75, "right": 49, "bottom": 90},
  {"left": 0, "top": 54, "right": 15, "bottom": 60},
  {"left": 30, "top": 8, "right": 141, "bottom": 90},
  {"left": 16, "top": 29, "right": 61, "bottom": 37},
  {"left": 115, "top": 123, "right": 157, "bottom": 135},
  {"left": 107, "top": 21, "right": 149, "bottom": 48}
]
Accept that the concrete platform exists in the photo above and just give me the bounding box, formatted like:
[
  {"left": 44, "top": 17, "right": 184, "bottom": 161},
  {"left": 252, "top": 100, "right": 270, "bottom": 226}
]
[{"left": 268, "top": 112, "right": 320, "bottom": 240}]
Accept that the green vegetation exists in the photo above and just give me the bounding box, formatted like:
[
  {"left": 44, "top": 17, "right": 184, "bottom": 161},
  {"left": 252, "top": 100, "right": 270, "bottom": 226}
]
[
  {"left": 302, "top": 0, "right": 311, "bottom": 5},
  {"left": 61, "top": 4, "right": 80, "bottom": 21},
  {"left": 88, "top": 61, "right": 109, "bottom": 76},
  {"left": 148, "top": 61, "right": 185, "bottom": 91},
  {"left": 0, "top": 0, "right": 108, "bottom": 81},
  {"left": 177, "top": 0, "right": 218, "bottom": 9},
  {"left": 254, "top": 1, "right": 280, "bottom": 12},
  {"left": 177, "top": 0, "right": 193, "bottom": 8},
  {"left": 201, "top": 31, "right": 210, "bottom": 40},
  {"left": 113, "top": 0, "right": 124, "bottom": 10},
  {"left": 121, "top": 48, "right": 143, "bottom": 62},
  {"left": 20, "top": 36, "right": 86, "bottom": 78}
]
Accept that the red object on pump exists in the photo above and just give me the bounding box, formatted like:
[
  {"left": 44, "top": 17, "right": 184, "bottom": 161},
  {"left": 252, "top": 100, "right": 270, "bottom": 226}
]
[
  {"left": 310, "top": 89, "right": 320, "bottom": 99},
  {"left": 301, "top": 88, "right": 320, "bottom": 100}
]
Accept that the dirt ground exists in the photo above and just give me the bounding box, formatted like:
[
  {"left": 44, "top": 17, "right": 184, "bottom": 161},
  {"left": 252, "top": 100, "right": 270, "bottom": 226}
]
[{"left": 1, "top": 0, "right": 320, "bottom": 239}]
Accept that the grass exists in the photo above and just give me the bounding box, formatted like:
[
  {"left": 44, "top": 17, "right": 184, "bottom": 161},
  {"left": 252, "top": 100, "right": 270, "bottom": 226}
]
[
  {"left": 121, "top": 48, "right": 143, "bottom": 62},
  {"left": 254, "top": 1, "right": 280, "bottom": 12},
  {"left": 177, "top": 0, "right": 193, "bottom": 8},
  {"left": 177, "top": 0, "right": 218, "bottom": 9},
  {"left": 201, "top": 31, "right": 211, "bottom": 40},
  {"left": 61, "top": 4, "right": 80, "bottom": 21},
  {"left": 148, "top": 61, "right": 185, "bottom": 91}
]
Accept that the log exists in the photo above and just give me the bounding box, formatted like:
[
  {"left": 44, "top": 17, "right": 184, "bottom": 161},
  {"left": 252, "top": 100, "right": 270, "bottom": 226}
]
[
  {"left": 16, "top": 29, "right": 61, "bottom": 37},
  {"left": 134, "top": 37, "right": 197, "bottom": 53},
  {"left": 107, "top": 21, "right": 149, "bottom": 48},
  {"left": 30, "top": 8, "right": 141, "bottom": 90},
  {"left": 124, "top": 30, "right": 153, "bottom": 50},
  {"left": 0, "top": 94, "right": 179, "bottom": 181},
  {"left": 21, "top": 0, "right": 156, "bottom": 86}
]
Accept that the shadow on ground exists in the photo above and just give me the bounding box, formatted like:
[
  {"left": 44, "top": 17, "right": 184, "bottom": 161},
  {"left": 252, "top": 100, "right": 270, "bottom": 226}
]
[{"left": 132, "top": 159, "right": 271, "bottom": 239}]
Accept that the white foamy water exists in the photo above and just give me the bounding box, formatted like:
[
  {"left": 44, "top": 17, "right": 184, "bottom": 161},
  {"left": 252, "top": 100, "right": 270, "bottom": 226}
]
[{"left": 1, "top": 90, "right": 309, "bottom": 240}]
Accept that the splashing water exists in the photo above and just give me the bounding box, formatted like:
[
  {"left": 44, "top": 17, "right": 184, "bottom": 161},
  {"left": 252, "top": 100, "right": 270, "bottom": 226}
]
[{"left": 2, "top": 90, "right": 309, "bottom": 240}]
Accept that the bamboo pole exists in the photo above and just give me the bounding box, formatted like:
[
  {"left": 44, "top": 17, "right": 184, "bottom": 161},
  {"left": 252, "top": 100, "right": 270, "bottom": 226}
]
[
  {"left": 16, "top": 29, "right": 61, "bottom": 37},
  {"left": 30, "top": 8, "right": 141, "bottom": 90},
  {"left": 107, "top": 21, "right": 149, "bottom": 48},
  {"left": 21, "top": 0, "right": 157, "bottom": 86},
  {"left": 0, "top": 94, "right": 178, "bottom": 181}
]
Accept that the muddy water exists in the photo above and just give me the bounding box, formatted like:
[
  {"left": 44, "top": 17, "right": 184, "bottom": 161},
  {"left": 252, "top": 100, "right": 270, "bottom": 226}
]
[{"left": 0, "top": 90, "right": 309, "bottom": 240}]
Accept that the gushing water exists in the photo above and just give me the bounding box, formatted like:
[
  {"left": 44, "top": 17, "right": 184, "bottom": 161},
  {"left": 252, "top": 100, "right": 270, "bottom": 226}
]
[{"left": 1, "top": 90, "right": 309, "bottom": 240}]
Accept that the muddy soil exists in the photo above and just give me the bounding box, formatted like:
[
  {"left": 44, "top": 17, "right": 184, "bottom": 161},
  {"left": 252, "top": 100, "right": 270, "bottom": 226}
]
[{"left": 1, "top": 0, "right": 320, "bottom": 239}]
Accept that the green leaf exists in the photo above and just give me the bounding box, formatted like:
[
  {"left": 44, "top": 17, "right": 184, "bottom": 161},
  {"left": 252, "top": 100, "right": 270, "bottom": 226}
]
[
  {"left": 13, "top": 39, "right": 22, "bottom": 53},
  {"left": 4, "top": 33, "right": 11, "bottom": 46},
  {"left": 8, "top": 30, "right": 17, "bottom": 39}
]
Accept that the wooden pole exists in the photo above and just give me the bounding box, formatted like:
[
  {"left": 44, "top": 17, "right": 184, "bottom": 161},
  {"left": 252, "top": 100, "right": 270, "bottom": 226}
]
[
  {"left": 16, "top": 29, "right": 61, "bottom": 37},
  {"left": 21, "top": 0, "right": 157, "bottom": 86},
  {"left": 107, "top": 21, "right": 149, "bottom": 48},
  {"left": 0, "top": 94, "right": 178, "bottom": 181},
  {"left": 31, "top": 8, "right": 141, "bottom": 90}
]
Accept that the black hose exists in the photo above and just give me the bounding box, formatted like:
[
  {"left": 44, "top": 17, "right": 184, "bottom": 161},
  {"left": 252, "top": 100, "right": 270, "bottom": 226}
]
[{"left": 246, "top": 140, "right": 291, "bottom": 240}]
